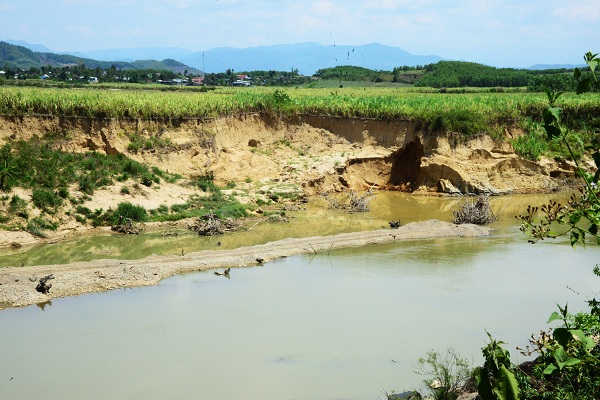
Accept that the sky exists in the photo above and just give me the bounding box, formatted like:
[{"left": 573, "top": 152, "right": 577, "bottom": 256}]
[{"left": 0, "top": 0, "right": 598, "bottom": 68}]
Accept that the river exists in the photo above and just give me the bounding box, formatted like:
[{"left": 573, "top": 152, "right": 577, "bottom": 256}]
[{"left": 0, "top": 192, "right": 598, "bottom": 399}]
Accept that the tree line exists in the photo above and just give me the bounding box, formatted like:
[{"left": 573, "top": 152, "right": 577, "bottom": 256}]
[{"left": 0, "top": 59, "right": 591, "bottom": 91}]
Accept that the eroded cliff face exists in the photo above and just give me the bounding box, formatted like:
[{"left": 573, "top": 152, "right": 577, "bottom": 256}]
[{"left": 0, "top": 113, "right": 577, "bottom": 196}]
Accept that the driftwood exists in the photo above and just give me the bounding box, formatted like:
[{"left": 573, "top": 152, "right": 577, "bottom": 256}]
[
  {"left": 35, "top": 274, "right": 54, "bottom": 294},
  {"left": 452, "top": 195, "right": 497, "bottom": 225},
  {"left": 189, "top": 213, "right": 240, "bottom": 236},
  {"left": 389, "top": 220, "right": 402, "bottom": 229},
  {"left": 214, "top": 268, "right": 230, "bottom": 276},
  {"left": 111, "top": 216, "right": 143, "bottom": 234},
  {"left": 323, "top": 187, "right": 375, "bottom": 213}
]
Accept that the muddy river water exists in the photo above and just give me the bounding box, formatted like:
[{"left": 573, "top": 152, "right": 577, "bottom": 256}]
[{"left": 0, "top": 192, "right": 599, "bottom": 399}]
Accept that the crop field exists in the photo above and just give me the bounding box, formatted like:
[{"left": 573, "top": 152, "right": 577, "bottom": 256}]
[{"left": 1, "top": 86, "right": 599, "bottom": 135}]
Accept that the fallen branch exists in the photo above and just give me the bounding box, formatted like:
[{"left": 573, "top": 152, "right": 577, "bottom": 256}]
[
  {"left": 189, "top": 213, "right": 240, "bottom": 236},
  {"left": 323, "top": 186, "right": 375, "bottom": 213},
  {"left": 111, "top": 216, "right": 143, "bottom": 234},
  {"left": 452, "top": 195, "right": 497, "bottom": 225}
]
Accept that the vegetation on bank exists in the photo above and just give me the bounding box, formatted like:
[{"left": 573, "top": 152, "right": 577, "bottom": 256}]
[
  {"left": 0, "top": 136, "right": 248, "bottom": 236},
  {"left": 1, "top": 85, "right": 598, "bottom": 161}
]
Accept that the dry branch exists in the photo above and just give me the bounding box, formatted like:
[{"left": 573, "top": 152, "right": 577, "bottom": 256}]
[
  {"left": 452, "top": 195, "right": 497, "bottom": 225},
  {"left": 111, "top": 217, "right": 143, "bottom": 234},
  {"left": 189, "top": 213, "right": 240, "bottom": 236},
  {"left": 323, "top": 187, "right": 375, "bottom": 213}
]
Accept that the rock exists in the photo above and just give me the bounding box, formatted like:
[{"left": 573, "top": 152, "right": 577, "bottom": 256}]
[
  {"left": 457, "top": 393, "right": 481, "bottom": 400},
  {"left": 387, "top": 390, "right": 422, "bottom": 399},
  {"left": 35, "top": 274, "right": 54, "bottom": 294},
  {"left": 438, "top": 179, "right": 461, "bottom": 194},
  {"left": 248, "top": 139, "right": 260, "bottom": 147}
]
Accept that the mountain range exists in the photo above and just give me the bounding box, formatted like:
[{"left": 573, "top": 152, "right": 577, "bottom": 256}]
[
  {"left": 2, "top": 40, "right": 443, "bottom": 75},
  {"left": 180, "top": 42, "right": 442, "bottom": 75}
]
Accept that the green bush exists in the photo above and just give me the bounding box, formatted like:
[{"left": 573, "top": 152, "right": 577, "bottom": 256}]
[
  {"left": 57, "top": 186, "right": 69, "bottom": 199},
  {"left": 32, "top": 188, "right": 63, "bottom": 210},
  {"left": 141, "top": 172, "right": 158, "bottom": 187},
  {"left": 110, "top": 202, "right": 148, "bottom": 224}
]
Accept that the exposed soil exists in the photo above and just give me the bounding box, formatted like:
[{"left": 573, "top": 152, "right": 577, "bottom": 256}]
[{"left": 0, "top": 112, "right": 583, "bottom": 307}]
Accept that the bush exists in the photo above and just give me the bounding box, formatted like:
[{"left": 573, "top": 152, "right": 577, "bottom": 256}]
[
  {"left": 32, "top": 188, "right": 63, "bottom": 210},
  {"left": 415, "top": 348, "right": 472, "bottom": 400},
  {"left": 140, "top": 172, "right": 158, "bottom": 187},
  {"left": 196, "top": 174, "right": 221, "bottom": 195},
  {"left": 512, "top": 135, "right": 549, "bottom": 161},
  {"left": 110, "top": 202, "right": 148, "bottom": 225},
  {"left": 452, "top": 195, "right": 497, "bottom": 225}
]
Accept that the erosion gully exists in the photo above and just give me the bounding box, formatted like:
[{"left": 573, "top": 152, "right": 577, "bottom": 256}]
[{"left": 0, "top": 192, "right": 598, "bottom": 400}]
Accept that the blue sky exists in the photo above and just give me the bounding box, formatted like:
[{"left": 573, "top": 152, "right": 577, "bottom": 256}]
[{"left": 1, "top": 0, "right": 597, "bottom": 67}]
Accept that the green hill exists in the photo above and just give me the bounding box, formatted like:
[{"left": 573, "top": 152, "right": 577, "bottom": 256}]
[
  {"left": 0, "top": 41, "right": 200, "bottom": 75},
  {"left": 414, "top": 60, "right": 576, "bottom": 90}
]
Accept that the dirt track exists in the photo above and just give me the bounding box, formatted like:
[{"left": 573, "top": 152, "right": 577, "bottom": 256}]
[{"left": 0, "top": 219, "right": 490, "bottom": 310}]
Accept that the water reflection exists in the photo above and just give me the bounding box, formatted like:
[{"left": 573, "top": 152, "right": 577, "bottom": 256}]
[
  {"left": 0, "top": 190, "right": 598, "bottom": 399},
  {"left": 0, "top": 191, "right": 574, "bottom": 268}
]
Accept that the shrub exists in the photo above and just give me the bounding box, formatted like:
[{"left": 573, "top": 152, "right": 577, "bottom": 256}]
[
  {"left": 196, "top": 174, "right": 221, "bottom": 194},
  {"left": 140, "top": 172, "right": 157, "bottom": 187},
  {"left": 452, "top": 195, "right": 497, "bottom": 225},
  {"left": 415, "top": 348, "right": 472, "bottom": 400},
  {"left": 110, "top": 202, "right": 148, "bottom": 225},
  {"left": 75, "top": 205, "right": 92, "bottom": 216},
  {"left": 32, "top": 188, "right": 63, "bottom": 210},
  {"left": 78, "top": 174, "right": 96, "bottom": 194},
  {"left": 57, "top": 186, "right": 69, "bottom": 199}
]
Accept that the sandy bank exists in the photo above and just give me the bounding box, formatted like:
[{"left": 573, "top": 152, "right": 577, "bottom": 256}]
[{"left": 0, "top": 219, "right": 490, "bottom": 310}]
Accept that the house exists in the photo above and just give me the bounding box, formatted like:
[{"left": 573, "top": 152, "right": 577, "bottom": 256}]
[
  {"left": 191, "top": 76, "right": 204, "bottom": 86},
  {"left": 232, "top": 80, "right": 251, "bottom": 87},
  {"left": 89, "top": 76, "right": 98, "bottom": 83}
]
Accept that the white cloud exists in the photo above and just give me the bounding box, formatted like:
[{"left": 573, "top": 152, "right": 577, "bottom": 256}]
[
  {"left": 553, "top": 3, "right": 600, "bottom": 23},
  {"left": 65, "top": 24, "right": 97, "bottom": 37},
  {"left": 0, "top": 1, "right": 16, "bottom": 11}
]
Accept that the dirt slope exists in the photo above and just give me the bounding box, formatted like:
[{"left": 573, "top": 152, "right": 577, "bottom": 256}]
[{"left": 0, "top": 112, "right": 579, "bottom": 248}]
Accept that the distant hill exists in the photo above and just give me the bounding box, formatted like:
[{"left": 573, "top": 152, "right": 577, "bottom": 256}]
[
  {"left": 66, "top": 47, "right": 195, "bottom": 62},
  {"left": 182, "top": 42, "right": 443, "bottom": 75},
  {"left": 0, "top": 41, "right": 202, "bottom": 75},
  {"left": 3, "top": 39, "right": 54, "bottom": 53},
  {"left": 528, "top": 64, "right": 586, "bottom": 70}
]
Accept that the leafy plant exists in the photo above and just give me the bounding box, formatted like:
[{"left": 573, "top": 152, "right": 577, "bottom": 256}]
[
  {"left": 415, "top": 348, "right": 471, "bottom": 400},
  {"left": 0, "top": 159, "right": 17, "bottom": 191},
  {"left": 517, "top": 52, "right": 600, "bottom": 247},
  {"left": 32, "top": 188, "right": 63, "bottom": 211},
  {"left": 475, "top": 332, "right": 519, "bottom": 400},
  {"left": 510, "top": 51, "right": 600, "bottom": 400},
  {"left": 110, "top": 202, "right": 148, "bottom": 225}
]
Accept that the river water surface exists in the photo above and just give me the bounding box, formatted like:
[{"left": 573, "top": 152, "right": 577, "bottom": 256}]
[{"left": 0, "top": 193, "right": 599, "bottom": 399}]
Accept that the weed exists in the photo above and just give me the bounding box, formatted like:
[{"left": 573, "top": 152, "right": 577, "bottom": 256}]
[
  {"left": 415, "top": 348, "right": 471, "bottom": 400},
  {"left": 32, "top": 188, "right": 63, "bottom": 211}
]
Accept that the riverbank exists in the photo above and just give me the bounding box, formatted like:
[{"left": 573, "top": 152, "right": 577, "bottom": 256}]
[{"left": 0, "top": 219, "right": 490, "bottom": 309}]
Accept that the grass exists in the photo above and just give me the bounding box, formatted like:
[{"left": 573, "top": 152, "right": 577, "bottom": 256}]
[
  {"left": 0, "top": 134, "right": 249, "bottom": 230},
  {"left": 2, "top": 86, "right": 599, "bottom": 136},
  {"left": 0, "top": 139, "right": 168, "bottom": 194}
]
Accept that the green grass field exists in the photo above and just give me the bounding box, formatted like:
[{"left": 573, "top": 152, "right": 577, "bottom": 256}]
[{"left": 1, "top": 85, "right": 599, "bottom": 137}]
